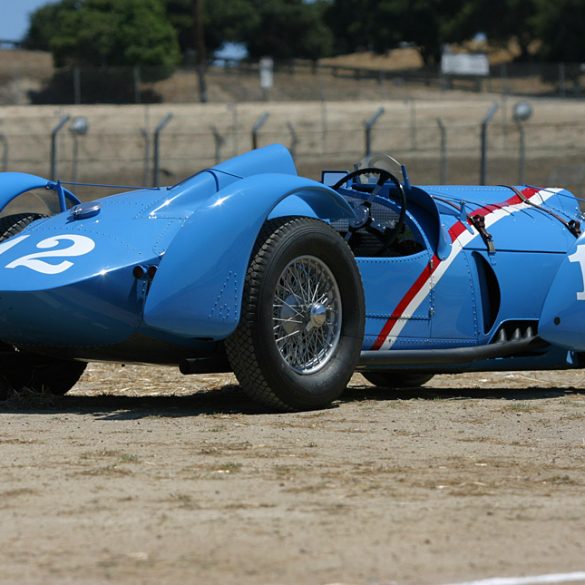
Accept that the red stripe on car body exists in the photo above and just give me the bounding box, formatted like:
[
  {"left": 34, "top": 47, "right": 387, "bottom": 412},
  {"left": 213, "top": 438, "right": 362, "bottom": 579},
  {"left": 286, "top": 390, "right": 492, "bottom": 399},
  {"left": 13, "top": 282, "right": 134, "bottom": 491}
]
[{"left": 371, "top": 187, "right": 544, "bottom": 350}]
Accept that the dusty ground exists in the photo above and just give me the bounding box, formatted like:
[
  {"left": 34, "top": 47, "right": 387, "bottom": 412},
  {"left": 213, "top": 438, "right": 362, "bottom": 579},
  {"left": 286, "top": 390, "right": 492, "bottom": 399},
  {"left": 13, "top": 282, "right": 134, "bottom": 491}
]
[{"left": 1, "top": 364, "right": 584, "bottom": 585}]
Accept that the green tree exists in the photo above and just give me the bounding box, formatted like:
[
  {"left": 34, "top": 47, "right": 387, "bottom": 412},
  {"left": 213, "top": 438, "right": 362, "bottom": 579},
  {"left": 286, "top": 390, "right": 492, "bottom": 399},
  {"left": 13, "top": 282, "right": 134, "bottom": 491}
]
[
  {"left": 326, "top": 0, "right": 462, "bottom": 66},
  {"left": 165, "top": 0, "right": 259, "bottom": 58},
  {"left": 368, "top": 0, "right": 446, "bottom": 65},
  {"left": 164, "top": 0, "right": 331, "bottom": 62},
  {"left": 324, "top": 0, "right": 370, "bottom": 55},
  {"left": 443, "top": 0, "right": 540, "bottom": 61},
  {"left": 24, "top": 0, "right": 75, "bottom": 51},
  {"left": 243, "top": 0, "right": 333, "bottom": 61},
  {"left": 25, "top": 0, "right": 180, "bottom": 74},
  {"left": 534, "top": 0, "right": 585, "bottom": 61}
]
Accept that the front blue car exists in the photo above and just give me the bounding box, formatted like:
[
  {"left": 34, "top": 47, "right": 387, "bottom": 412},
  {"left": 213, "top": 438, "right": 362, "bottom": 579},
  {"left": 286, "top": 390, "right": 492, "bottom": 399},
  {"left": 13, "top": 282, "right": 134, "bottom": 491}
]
[
  {"left": 0, "top": 145, "right": 352, "bottom": 366},
  {"left": 2, "top": 144, "right": 585, "bottom": 411}
]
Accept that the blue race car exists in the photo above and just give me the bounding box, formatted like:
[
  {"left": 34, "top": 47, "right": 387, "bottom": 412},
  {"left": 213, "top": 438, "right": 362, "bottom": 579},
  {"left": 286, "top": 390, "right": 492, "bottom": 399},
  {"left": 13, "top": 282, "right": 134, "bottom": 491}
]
[{"left": 0, "top": 144, "right": 584, "bottom": 410}]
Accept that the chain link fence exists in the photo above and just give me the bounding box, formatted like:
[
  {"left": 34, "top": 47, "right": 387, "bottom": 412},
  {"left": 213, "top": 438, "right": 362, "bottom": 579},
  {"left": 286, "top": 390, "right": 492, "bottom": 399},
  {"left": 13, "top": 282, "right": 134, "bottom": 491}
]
[
  {"left": 1, "top": 111, "right": 584, "bottom": 198},
  {"left": 2, "top": 54, "right": 585, "bottom": 105}
]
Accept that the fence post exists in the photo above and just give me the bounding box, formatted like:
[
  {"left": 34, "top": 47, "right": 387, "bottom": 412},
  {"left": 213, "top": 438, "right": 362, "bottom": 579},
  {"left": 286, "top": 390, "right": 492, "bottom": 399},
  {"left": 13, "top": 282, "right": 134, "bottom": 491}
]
[
  {"left": 134, "top": 66, "right": 141, "bottom": 104},
  {"left": 228, "top": 103, "right": 239, "bottom": 155},
  {"left": 408, "top": 99, "right": 417, "bottom": 150},
  {"left": 499, "top": 95, "right": 508, "bottom": 151},
  {"left": 479, "top": 102, "right": 499, "bottom": 185},
  {"left": 559, "top": 63, "right": 566, "bottom": 98},
  {"left": 436, "top": 118, "right": 447, "bottom": 183},
  {"left": 287, "top": 122, "right": 298, "bottom": 159},
  {"left": 500, "top": 63, "right": 508, "bottom": 96},
  {"left": 0, "top": 134, "right": 8, "bottom": 172},
  {"left": 516, "top": 121, "right": 526, "bottom": 184},
  {"left": 364, "top": 106, "right": 385, "bottom": 157},
  {"left": 50, "top": 114, "right": 71, "bottom": 180},
  {"left": 141, "top": 128, "right": 151, "bottom": 186},
  {"left": 251, "top": 112, "right": 270, "bottom": 149},
  {"left": 73, "top": 67, "right": 81, "bottom": 105},
  {"left": 152, "top": 113, "right": 173, "bottom": 187},
  {"left": 211, "top": 125, "right": 225, "bottom": 164},
  {"left": 320, "top": 92, "right": 327, "bottom": 154}
]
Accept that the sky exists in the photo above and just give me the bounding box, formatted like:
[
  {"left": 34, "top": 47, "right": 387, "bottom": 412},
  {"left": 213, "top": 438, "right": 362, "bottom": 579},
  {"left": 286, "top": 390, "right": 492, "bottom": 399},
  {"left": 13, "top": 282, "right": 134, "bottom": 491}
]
[{"left": 0, "top": 0, "right": 55, "bottom": 42}]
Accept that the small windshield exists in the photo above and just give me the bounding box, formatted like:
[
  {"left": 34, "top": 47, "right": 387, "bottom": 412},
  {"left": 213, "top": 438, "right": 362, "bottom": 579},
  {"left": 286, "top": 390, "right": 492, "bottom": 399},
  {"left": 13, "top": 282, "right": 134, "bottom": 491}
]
[{"left": 0, "top": 189, "right": 63, "bottom": 218}]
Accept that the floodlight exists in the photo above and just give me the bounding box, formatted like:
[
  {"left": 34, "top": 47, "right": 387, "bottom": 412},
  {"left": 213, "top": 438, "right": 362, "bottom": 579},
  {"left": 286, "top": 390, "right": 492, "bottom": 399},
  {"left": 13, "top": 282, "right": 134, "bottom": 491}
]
[
  {"left": 512, "top": 102, "right": 533, "bottom": 123},
  {"left": 70, "top": 116, "right": 89, "bottom": 136},
  {"left": 512, "top": 102, "right": 533, "bottom": 184}
]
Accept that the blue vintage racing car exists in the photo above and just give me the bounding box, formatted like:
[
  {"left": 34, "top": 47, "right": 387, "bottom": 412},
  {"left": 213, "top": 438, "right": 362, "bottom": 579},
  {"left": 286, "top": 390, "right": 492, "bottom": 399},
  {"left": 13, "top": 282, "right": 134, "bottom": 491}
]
[{"left": 0, "top": 144, "right": 584, "bottom": 410}]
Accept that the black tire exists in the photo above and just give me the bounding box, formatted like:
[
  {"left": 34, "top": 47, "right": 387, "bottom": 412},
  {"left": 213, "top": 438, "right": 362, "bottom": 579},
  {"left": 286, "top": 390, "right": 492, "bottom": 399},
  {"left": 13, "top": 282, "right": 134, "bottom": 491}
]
[
  {"left": 0, "top": 212, "right": 46, "bottom": 242},
  {"left": 0, "top": 212, "right": 87, "bottom": 401},
  {"left": 362, "top": 371, "right": 434, "bottom": 388},
  {"left": 225, "top": 217, "right": 365, "bottom": 411},
  {"left": 0, "top": 354, "right": 87, "bottom": 400}
]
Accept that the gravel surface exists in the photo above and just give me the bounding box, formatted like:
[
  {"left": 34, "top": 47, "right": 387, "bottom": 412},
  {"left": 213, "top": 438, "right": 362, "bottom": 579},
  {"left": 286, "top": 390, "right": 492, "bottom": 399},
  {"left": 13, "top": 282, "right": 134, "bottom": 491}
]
[{"left": 1, "top": 364, "right": 584, "bottom": 585}]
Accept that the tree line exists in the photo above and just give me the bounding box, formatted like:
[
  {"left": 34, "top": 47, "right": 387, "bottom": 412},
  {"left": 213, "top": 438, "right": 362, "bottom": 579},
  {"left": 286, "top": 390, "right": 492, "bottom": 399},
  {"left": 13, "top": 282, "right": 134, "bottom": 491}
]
[{"left": 24, "top": 0, "right": 585, "bottom": 73}]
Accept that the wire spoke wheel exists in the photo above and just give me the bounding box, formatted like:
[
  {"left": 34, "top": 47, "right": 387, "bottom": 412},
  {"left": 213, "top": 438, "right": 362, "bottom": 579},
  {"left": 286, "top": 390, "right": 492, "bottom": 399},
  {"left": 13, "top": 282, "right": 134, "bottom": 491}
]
[
  {"left": 273, "top": 256, "right": 341, "bottom": 374},
  {"left": 225, "top": 217, "right": 364, "bottom": 412}
]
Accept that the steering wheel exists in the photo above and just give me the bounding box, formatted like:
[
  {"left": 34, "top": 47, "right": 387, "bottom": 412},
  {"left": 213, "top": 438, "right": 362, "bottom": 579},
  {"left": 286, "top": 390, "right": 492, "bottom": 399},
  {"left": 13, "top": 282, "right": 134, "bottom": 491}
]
[{"left": 332, "top": 167, "right": 407, "bottom": 252}]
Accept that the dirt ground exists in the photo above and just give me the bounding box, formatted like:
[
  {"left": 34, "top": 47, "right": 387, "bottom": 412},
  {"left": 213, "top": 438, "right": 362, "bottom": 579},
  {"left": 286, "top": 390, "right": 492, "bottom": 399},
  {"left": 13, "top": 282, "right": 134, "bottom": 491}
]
[{"left": 1, "top": 364, "right": 584, "bottom": 585}]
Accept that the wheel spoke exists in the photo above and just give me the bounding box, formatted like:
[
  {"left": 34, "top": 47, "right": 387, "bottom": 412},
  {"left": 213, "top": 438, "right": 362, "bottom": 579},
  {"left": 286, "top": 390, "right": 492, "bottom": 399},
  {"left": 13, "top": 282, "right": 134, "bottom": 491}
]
[
  {"left": 275, "top": 329, "right": 301, "bottom": 344},
  {"left": 311, "top": 281, "right": 320, "bottom": 303},
  {"left": 274, "top": 296, "right": 304, "bottom": 318},
  {"left": 272, "top": 255, "right": 342, "bottom": 375}
]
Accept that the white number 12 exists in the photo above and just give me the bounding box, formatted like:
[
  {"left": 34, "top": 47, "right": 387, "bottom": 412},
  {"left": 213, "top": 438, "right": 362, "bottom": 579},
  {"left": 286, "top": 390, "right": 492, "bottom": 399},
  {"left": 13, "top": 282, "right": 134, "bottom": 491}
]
[{"left": 1, "top": 234, "right": 95, "bottom": 275}]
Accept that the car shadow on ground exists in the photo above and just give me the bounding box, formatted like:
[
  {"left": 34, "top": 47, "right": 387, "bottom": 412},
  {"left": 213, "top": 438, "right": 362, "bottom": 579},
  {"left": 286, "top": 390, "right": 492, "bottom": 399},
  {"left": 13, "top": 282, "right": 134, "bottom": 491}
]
[
  {"left": 0, "top": 383, "right": 583, "bottom": 420},
  {"left": 342, "top": 384, "right": 584, "bottom": 403}
]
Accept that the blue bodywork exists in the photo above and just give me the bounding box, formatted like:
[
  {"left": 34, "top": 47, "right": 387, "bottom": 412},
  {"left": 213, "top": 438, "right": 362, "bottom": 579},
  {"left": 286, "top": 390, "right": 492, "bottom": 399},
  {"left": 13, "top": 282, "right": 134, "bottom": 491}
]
[{"left": 1, "top": 144, "right": 584, "bottom": 375}]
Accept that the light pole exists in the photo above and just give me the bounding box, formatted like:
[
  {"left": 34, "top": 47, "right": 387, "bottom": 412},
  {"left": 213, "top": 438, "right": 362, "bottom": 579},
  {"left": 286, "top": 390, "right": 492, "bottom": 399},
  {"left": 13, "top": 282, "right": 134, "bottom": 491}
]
[
  {"left": 436, "top": 118, "right": 447, "bottom": 183},
  {"left": 50, "top": 114, "right": 70, "bottom": 180},
  {"left": 512, "top": 101, "right": 533, "bottom": 185},
  {"left": 364, "top": 106, "right": 384, "bottom": 157},
  {"left": 251, "top": 112, "right": 269, "bottom": 150},
  {"left": 287, "top": 122, "right": 298, "bottom": 159},
  {"left": 211, "top": 125, "right": 225, "bottom": 164},
  {"left": 152, "top": 113, "right": 173, "bottom": 187},
  {"left": 479, "top": 102, "right": 499, "bottom": 185},
  {"left": 69, "top": 116, "right": 89, "bottom": 182}
]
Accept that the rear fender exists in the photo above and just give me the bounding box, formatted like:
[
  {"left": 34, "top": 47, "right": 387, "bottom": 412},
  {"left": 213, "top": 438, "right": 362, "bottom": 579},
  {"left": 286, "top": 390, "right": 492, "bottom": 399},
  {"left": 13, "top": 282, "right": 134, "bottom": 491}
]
[
  {"left": 540, "top": 235, "right": 585, "bottom": 351},
  {"left": 0, "top": 172, "right": 80, "bottom": 214},
  {"left": 144, "top": 173, "right": 355, "bottom": 339}
]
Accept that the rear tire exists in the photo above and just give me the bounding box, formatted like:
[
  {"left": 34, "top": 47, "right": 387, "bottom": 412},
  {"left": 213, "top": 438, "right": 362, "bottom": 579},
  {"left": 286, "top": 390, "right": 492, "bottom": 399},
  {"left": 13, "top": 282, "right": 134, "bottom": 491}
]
[
  {"left": 225, "top": 217, "right": 365, "bottom": 411},
  {"left": 362, "top": 371, "right": 434, "bottom": 388},
  {"left": 0, "top": 212, "right": 87, "bottom": 401},
  {"left": 0, "top": 353, "right": 87, "bottom": 400},
  {"left": 0, "top": 212, "right": 46, "bottom": 242}
]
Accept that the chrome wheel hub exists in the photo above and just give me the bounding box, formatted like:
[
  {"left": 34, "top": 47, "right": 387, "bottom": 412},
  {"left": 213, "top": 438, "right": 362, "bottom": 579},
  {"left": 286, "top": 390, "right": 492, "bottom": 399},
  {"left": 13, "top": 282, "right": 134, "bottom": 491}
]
[
  {"left": 308, "top": 302, "right": 327, "bottom": 329},
  {"left": 272, "top": 255, "right": 342, "bottom": 375}
]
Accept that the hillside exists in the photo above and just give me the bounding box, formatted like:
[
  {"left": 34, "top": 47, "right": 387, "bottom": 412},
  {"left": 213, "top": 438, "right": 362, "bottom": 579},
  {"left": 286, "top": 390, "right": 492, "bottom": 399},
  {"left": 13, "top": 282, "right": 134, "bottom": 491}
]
[{"left": 0, "top": 48, "right": 569, "bottom": 106}]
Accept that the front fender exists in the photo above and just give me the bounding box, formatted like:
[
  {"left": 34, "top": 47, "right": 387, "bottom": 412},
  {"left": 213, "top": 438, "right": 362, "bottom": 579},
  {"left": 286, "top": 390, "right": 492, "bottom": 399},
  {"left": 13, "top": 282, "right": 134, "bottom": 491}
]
[{"left": 144, "top": 173, "right": 355, "bottom": 339}]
